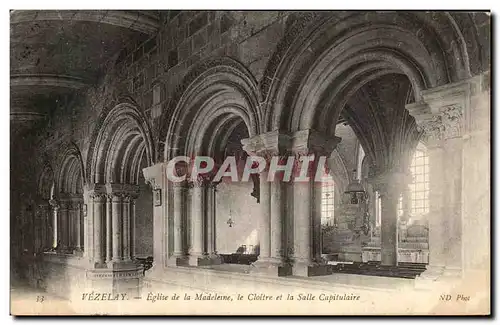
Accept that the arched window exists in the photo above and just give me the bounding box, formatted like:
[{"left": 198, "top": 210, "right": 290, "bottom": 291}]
[
  {"left": 356, "top": 144, "right": 365, "bottom": 181},
  {"left": 321, "top": 175, "right": 335, "bottom": 226},
  {"left": 398, "top": 142, "right": 430, "bottom": 218},
  {"left": 409, "top": 143, "right": 430, "bottom": 216}
]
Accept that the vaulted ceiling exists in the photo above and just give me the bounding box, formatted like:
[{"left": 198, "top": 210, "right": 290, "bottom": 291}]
[{"left": 10, "top": 10, "right": 161, "bottom": 134}]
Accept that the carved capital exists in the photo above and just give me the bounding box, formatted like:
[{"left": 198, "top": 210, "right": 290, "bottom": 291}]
[
  {"left": 417, "top": 105, "right": 463, "bottom": 142},
  {"left": 105, "top": 183, "right": 140, "bottom": 199},
  {"left": 143, "top": 163, "right": 164, "bottom": 190},
  {"left": 241, "top": 131, "right": 291, "bottom": 159},
  {"left": 48, "top": 199, "right": 60, "bottom": 210},
  {"left": 289, "top": 129, "right": 341, "bottom": 157},
  {"left": 89, "top": 192, "right": 107, "bottom": 202}
]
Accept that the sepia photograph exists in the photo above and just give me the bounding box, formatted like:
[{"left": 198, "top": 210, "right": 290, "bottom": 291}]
[{"left": 8, "top": 8, "right": 491, "bottom": 316}]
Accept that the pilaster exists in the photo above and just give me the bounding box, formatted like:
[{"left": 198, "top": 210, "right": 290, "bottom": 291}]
[{"left": 406, "top": 76, "right": 483, "bottom": 283}]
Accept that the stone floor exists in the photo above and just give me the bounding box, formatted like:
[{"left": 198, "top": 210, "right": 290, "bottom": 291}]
[{"left": 198, "top": 263, "right": 415, "bottom": 290}]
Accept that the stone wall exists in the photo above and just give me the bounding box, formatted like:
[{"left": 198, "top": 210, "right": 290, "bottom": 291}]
[{"left": 12, "top": 10, "right": 291, "bottom": 260}]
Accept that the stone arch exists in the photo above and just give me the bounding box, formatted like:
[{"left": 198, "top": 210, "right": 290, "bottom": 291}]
[
  {"left": 55, "top": 142, "right": 85, "bottom": 195},
  {"left": 160, "top": 57, "right": 262, "bottom": 161},
  {"left": 88, "top": 100, "right": 155, "bottom": 184},
  {"left": 262, "top": 11, "right": 480, "bottom": 133},
  {"left": 38, "top": 163, "right": 55, "bottom": 200}
]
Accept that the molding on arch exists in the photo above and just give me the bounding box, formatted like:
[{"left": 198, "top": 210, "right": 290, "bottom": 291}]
[
  {"left": 261, "top": 11, "right": 481, "bottom": 132},
  {"left": 55, "top": 142, "right": 86, "bottom": 194},
  {"left": 37, "top": 162, "right": 55, "bottom": 201},
  {"left": 87, "top": 99, "right": 155, "bottom": 184},
  {"left": 157, "top": 56, "right": 262, "bottom": 162},
  {"left": 10, "top": 10, "right": 160, "bottom": 35}
]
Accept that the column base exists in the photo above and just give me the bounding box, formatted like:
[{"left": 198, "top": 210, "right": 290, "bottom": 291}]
[
  {"left": 380, "top": 248, "right": 398, "bottom": 266},
  {"left": 292, "top": 260, "right": 331, "bottom": 277},
  {"left": 73, "top": 248, "right": 84, "bottom": 256},
  {"left": 251, "top": 257, "right": 292, "bottom": 276},
  {"left": 188, "top": 254, "right": 221, "bottom": 267},
  {"left": 93, "top": 261, "right": 107, "bottom": 269},
  {"left": 86, "top": 263, "right": 144, "bottom": 297},
  {"left": 207, "top": 253, "right": 223, "bottom": 265},
  {"left": 169, "top": 255, "right": 190, "bottom": 267},
  {"left": 106, "top": 259, "right": 139, "bottom": 270}
]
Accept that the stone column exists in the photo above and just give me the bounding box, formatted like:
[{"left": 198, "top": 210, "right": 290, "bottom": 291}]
[
  {"left": 49, "top": 199, "right": 59, "bottom": 249},
  {"left": 371, "top": 172, "right": 408, "bottom": 266},
  {"left": 258, "top": 170, "right": 272, "bottom": 261},
  {"left": 171, "top": 181, "right": 186, "bottom": 265},
  {"left": 58, "top": 201, "right": 68, "bottom": 250},
  {"left": 290, "top": 129, "right": 341, "bottom": 277},
  {"left": 111, "top": 193, "right": 123, "bottom": 262},
  {"left": 122, "top": 195, "right": 131, "bottom": 262},
  {"left": 270, "top": 178, "right": 284, "bottom": 262},
  {"left": 92, "top": 193, "right": 106, "bottom": 267},
  {"left": 75, "top": 203, "right": 82, "bottom": 251},
  {"left": 188, "top": 182, "right": 205, "bottom": 266},
  {"left": 205, "top": 181, "right": 221, "bottom": 262},
  {"left": 106, "top": 195, "right": 113, "bottom": 262},
  {"left": 241, "top": 131, "right": 295, "bottom": 276},
  {"left": 130, "top": 198, "right": 136, "bottom": 258},
  {"left": 144, "top": 163, "right": 170, "bottom": 272},
  {"left": 68, "top": 202, "right": 74, "bottom": 250},
  {"left": 407, "top": 78, "right": 474, "bottom": 280}
]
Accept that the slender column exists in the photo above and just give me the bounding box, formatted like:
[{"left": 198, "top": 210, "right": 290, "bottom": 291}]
[
  {"left": 67, "top": 204, "right": 74, "bottom": 249},
  {"left": 270, "top": 179, "right": 284, "bottom": 260},
  {"left": 75, "top": 203, "right": 82, "bottom": 250},
  {"left": 58, "top": 202, "right": 67, "bottom": 249},
  {"left": 49, "top": 200, "right": 59, "bottom": 249},
  {"left": 111, "top": 194, "right": 123, "bottom": 262},
  {"left": 293, "top": 173, "right": 313, "bottom": 275},
  {"left": 189, "top": 184, "right": 204, "bottom": 265},
  {"left": 210, "top": 183, "right": 218, "bottom": 255},
  {"left": 130, "top": 198, "right": 136, "bottom": 258},
  {"left": 258, "top": 170, "right": 271, "bottom": 261},
  {"left": 92, "top": 194, "right": 106, "bottom": 267},
  {"left": 123, "top": 195, "right": 131, "bottom": 261},
  {"left": 312, "top": 162, "right": 323, "bottom": 262},
  {"left": 106, "top": 196, "right": 113, "bottom": 262},
  {"left": 205, "top": 184, "right": 214, "bottom": 255},
  {"left": 172, "top": 182, "right": 185, "bottom": 259}
]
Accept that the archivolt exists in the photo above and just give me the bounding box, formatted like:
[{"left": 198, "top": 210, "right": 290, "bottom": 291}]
[
  {"left": 262, "top": 11, "right": 478, "bottom": 133},
  {"left": 55, "top": 142, "right": 85, "bottom": 194},
  {"left": 88, "top": 101, "right": 154, "bottom": 184},
  {"left": 38, "top": 163, "right": 55, "bottom": 200},
  {"left": 161, "top": 57, "right": 262, "bottom": 161}
]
